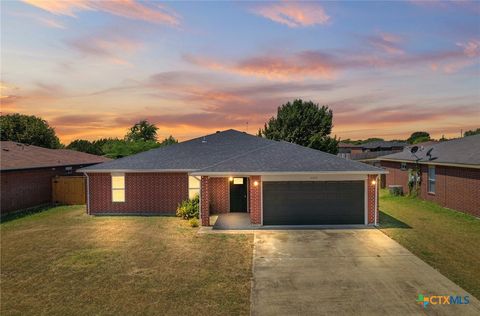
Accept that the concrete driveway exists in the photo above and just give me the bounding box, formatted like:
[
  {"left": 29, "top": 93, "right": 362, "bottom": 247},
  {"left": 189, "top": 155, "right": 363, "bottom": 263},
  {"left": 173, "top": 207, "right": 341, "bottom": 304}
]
[{"left": 252, "top": 229, "right": 480, "bottom": 315}]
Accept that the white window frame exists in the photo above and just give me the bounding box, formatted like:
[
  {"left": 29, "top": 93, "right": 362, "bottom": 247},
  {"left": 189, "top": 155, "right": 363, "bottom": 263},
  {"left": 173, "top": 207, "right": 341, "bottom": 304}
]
[
  {"left": 112, "top": 173, "right": 125, "bottom": 202},
  {"left": 428, "top": 166, "right": 436, "bottom": 194}
]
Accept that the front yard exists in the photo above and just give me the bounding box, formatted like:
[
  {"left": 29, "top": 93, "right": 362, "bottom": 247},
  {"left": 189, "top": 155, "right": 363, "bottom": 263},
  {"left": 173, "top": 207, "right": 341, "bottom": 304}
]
[
  {"left": 1, "top": 206, "right": 253, "bottom": 315},
  {"left": 379, "top": 189, "right": 480, "bottom": 299}
]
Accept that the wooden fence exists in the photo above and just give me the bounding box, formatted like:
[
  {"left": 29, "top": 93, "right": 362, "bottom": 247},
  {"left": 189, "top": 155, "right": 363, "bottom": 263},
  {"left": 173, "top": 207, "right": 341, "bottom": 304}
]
[{"left": 52, "top": 176, "right": 86, "bottom": 205}]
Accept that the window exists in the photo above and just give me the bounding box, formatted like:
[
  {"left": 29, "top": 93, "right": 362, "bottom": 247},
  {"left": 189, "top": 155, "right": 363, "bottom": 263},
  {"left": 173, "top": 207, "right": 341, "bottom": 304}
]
[
  {"left": 112, "top": 173, "right": 125, "bottom": 202},
  {"left": 400, "top": 162, "right": 407, "bottom": 171},
  {"left": 233, "top": 177, "right": 244, "bottom": 185},
  {"left": 188, "top": 176, "right": 200, "bottom": 199},
  {"left": 428, "top": 166, "right": 436, "bottom": 194}
]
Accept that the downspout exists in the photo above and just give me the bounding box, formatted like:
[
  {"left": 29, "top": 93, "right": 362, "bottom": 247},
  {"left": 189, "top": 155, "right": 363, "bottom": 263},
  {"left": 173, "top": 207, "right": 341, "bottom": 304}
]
[
  {"left": 83, "top": 172, "right": 90, "bottom": 215},
  {"left": 374, "top": 175, "right": 379, "bottom": 226}
]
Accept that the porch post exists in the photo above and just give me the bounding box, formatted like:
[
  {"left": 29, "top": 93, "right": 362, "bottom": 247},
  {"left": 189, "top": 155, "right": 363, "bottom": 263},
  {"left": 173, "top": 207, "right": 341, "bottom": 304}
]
[{"left": 200, "top": 176, "right": 210, "bottom": 226}]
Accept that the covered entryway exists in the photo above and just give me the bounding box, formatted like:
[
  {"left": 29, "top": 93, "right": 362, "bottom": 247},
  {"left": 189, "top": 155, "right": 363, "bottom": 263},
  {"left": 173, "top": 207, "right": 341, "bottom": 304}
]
[{"left": 263, "top": 181, "right": 365, "bottom": 225}]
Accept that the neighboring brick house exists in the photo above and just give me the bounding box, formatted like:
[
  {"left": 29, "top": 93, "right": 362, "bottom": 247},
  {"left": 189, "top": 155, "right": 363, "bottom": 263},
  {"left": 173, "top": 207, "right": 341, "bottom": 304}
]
[
  {"left": 80, "top": 130, "right": 386, "bottom": 226},
  {"left": 379, "top": 135, "right": 480, "bottom": 217},
  {"left": 0, "top": 141, "right": 109, "bottom": 216}
]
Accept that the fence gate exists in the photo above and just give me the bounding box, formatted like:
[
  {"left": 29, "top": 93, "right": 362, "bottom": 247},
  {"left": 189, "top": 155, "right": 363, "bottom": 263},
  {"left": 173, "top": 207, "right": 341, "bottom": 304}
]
[{"left": 52, "top": 176, "right": 86, "bottom": 205}]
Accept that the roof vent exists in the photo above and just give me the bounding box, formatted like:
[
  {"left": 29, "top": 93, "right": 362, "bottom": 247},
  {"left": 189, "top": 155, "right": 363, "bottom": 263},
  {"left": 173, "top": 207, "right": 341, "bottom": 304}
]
[
  {"left": 201, "top": 136, "right": 207, "bottom": 143},
  {"left": 216, "top": 131, "right": 220, "bottom": 133}
]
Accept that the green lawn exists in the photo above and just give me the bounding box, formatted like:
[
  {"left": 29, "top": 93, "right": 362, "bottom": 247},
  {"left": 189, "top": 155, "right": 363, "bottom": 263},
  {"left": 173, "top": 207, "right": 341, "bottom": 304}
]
[
  {"left": 379, "top": 189, "right": 480, "bottom": 299},
  {"left": 1, "top": 206, "right": 253, "bottom": 315}
]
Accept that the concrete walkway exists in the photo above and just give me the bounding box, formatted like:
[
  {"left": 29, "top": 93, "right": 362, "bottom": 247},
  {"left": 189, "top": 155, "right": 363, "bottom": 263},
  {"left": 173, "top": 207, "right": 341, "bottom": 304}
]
[
  {"left": 213, "top": 213, "right": 253, "bottom": 230},
  {"left": 251, "top": 229, "right": 480, "bottom": 316}
]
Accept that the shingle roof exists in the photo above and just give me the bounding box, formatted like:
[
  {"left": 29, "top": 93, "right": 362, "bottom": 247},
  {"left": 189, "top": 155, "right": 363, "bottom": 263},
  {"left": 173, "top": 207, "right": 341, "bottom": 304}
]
[
  {"left": 379, "top": 135, "right": 480, "bottom": 166},
  {"left": 360, "top": 141, "right": 408, "bottom": 149},
  {"left": 192, "top": 141, "right": 383, "bottom": 174},
  {"left": 0, "top": 141, "right": 110, "bottom": 171},
  {"left": 81, "top": 129, "right": 384, "bottom": 174}
]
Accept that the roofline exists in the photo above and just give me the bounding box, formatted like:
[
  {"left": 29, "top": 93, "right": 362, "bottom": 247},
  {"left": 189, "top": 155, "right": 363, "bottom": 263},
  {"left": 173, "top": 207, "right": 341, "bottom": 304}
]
[
  {"left": 379, "top": 158, "right": 480, "bottom": 169},
  {"left": 190, "top": 170, "right": 388, "bottom": 176},
  {"left": 78, "top": 169, "right": 195, "bottom": 173},
  {"left": 1, "top": 162, "right": 102, "bottom": 172}
]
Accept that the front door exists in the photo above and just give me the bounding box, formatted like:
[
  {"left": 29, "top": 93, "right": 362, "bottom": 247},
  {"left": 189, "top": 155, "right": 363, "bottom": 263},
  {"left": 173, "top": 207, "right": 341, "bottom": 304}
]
[{"left": 230, "top": 177, "right": 248, "bottom": 212}]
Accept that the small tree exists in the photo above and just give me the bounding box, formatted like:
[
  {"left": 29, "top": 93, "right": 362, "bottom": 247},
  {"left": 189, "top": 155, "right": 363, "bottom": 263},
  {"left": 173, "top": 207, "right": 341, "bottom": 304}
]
[
  {"left": 0, "top": 113, "right": 62, "bottom": 148},
  {"left": 160, "top": 135, "right": 178, "bottom": 146},
  {"left": 258, "top": 99, "right": 339, "bottom": 154},
  {"left": 125, "top": 120, "right": 158, "bottom": 142},
  {"left": 407, "top": 131, "right": 430, "bottom": 144},
  {"left": 464, "top": 128, "right": 480, "bottom": 137}
]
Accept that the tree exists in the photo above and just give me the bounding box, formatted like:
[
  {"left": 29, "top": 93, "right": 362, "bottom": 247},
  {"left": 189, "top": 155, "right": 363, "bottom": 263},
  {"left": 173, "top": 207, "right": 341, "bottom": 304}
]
[
  {"left": 102, "top": 139, "right": 161, "bottom": 159},
  {"left": 464, "top": 128, "right": 480, "bottom": 137},
  {"left": 66, "top": 139, "right": 102, "bottom": 155},
  {"left": 125, "top": 120, "right": 158, "bottom": 142},
  {"left": 0, "top": 113, "right": 61, "bottom": 148},
  {"left": 160, "top": 135, "right": 178, "bottom": 146},
  {"left": 258, "top": 99, "right": 339, "bottom": 154},
  {"left": 407, "top": 131, "right": 430, "bottom": 144}
]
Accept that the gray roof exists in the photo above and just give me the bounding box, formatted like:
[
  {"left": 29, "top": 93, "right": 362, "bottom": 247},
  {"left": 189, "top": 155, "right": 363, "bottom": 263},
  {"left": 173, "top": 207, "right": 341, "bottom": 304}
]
[
  {"left": 361, "top": 141, "right": 408, "bottom": 150},
  {"left": 379, "top": 134, "right": 480, "bottom": 166},
  {"left": 81, "top": 129, "right": 384, "bottom": 174}
]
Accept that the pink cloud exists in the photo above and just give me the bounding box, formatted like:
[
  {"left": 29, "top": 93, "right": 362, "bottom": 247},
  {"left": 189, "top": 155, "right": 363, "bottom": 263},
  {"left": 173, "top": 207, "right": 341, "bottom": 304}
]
[
  {"left": 22, "top": 0, "right": 180, "bottom": 26},
  {"left": 251, "top": 2, "right": 330, "bottom": 28},
  {"left": 66, "top": 31, "right": 143, "bottom": 65},
  {"left": 368, "top": 32, "right": 405, "bottom": 55}
]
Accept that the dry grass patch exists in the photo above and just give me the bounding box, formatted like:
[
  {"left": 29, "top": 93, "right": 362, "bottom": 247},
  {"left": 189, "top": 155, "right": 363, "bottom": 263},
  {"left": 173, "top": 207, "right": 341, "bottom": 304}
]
[{"left": 1, "top": 206, "right": 253, "bottom": 315}]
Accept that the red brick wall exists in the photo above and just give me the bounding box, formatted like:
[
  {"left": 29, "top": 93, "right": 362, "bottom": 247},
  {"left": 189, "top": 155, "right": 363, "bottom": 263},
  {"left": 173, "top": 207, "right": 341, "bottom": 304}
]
[
  {"left": 87, "top": 172, "right": 188, "bottom": 214},
  {"left": 249, "top": 176, "right": 261, "bottom": 225},
  {"left": 209, "top": 177, "right": 229, "bottom": 214},
  {"left": 381, "top": 161, "right": 480, "bottom": 217},
  {"left": 367, "top": 175, "right": 378, "bottom": 224},
  {"left": 200, "top": 176, "right": 210, "bottom": 226},
  {"left": 1, "top": 166, "right": 86, "bottom": 215}
]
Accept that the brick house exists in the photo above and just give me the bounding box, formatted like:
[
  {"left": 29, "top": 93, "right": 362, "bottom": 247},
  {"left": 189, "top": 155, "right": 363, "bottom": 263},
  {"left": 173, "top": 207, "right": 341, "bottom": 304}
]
[
  {"left": 80, "top": 130, "right": 386, "bottom": 226},
  {"left": 379, "top": 135, "right": 480, "bottom": 217},
  {"left": 0, "top": 141, "right": 109, "bottom": 215}
]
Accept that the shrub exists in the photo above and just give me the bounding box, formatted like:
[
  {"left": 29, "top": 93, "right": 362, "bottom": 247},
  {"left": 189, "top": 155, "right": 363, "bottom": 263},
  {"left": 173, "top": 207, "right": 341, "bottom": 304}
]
[
  {"left": 176, "top": 194, "right": 199, "bottom": 219},
  {"left": 189, "top": 218, "right": 199, "bottom": 227}
]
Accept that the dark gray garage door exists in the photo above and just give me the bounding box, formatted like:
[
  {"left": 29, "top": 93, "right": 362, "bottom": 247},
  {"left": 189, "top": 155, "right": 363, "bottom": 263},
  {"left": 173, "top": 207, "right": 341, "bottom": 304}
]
[{"left": 263, "top": 181, "right": 365, "bottom": 225}]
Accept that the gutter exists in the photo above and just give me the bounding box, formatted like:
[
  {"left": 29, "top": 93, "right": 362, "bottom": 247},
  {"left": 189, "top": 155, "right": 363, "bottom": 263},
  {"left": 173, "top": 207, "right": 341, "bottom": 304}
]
[
  {"left": 378, "top": 158, "right": 480, "bottom": 169},
  {"left": 191, "top": 170, "right": 389, "bottom": 176}
]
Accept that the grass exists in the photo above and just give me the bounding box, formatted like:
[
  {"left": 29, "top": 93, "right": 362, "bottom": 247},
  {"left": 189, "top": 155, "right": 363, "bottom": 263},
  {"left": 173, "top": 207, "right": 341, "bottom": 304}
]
[
  {"left": 379, "top": 189, "right": 480, "bottom": 299},
  {"left": 1, "top": 206, "right": 253, "bottom": 315}
]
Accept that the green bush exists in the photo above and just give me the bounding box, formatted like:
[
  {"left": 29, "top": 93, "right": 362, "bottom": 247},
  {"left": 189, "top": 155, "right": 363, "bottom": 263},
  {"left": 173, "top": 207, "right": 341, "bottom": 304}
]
[
  {"left": 176, "top": 194, "right": 199, "bottom": 220},
  {"left": 189, "top": 218, "right": 199, "bottom": 227}
]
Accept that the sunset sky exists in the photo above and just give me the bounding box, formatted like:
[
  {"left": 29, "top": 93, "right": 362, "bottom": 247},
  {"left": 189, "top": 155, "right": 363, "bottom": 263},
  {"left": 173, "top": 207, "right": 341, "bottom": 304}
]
[{"left": 1, "top": 0, "right": 479, "bottom": 144}]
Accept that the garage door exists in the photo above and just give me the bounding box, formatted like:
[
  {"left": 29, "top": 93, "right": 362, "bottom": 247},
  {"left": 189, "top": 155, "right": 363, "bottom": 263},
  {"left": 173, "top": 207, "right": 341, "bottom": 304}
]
[{"left": 263, "top": 181, "right": 365, "bottom": 225}]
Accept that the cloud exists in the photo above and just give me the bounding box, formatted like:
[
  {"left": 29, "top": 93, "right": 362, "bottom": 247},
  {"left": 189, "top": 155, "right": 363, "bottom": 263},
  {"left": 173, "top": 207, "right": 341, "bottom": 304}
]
[
  {"left": 8, "top": 11, "right": 65, "bottom": 29},
  {"left": 185, "top": 37, "right": 480, "bottom": 80},
  {"left": 22, "top": 0, "right": 180, "bottom": 26},
  {"left": 251, "top": 2, "right": 330, "bottom": 27},
  {"left": 367, "top": 32, "right": 405, "bottom": 55},
  {"left": 65, "top": 31, "right": 143, "bottom": 65}
]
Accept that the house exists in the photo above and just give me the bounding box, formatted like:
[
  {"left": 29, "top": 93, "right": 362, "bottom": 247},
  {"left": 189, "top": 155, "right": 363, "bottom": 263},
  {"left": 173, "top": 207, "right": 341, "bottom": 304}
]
[
  {"left": 0, "top": 141, "right": 110, "bottom": 215},
  {"left": 79, "top": 130, "right": 386, "bottom": 226},
  {"left": 379, "top": 135, "right": 480, "bottom": 217},
  {"left": 338, "top": 141, "right": 407, "bottom": 163}
]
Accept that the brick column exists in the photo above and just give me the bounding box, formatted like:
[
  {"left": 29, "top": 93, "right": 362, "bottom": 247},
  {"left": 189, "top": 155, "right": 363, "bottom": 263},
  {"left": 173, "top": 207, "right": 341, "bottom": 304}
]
[
  {"left": 367, "top": 174, "right": 378, "bottom": 225},
  {"left": 249, "top": 176, "right": 261, "bottom": 225},
  {"left": 200, "top": 176, "right": 210, "bottom": 226}
]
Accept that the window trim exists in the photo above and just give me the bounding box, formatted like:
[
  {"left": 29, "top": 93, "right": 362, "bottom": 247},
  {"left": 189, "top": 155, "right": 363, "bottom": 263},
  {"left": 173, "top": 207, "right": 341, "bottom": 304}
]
[
  {"left": 111, "top": 173, "right": 126, "bottom": 202},
  {"left": 427, "top": 166, "right": 436, "bottom": 194}
]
